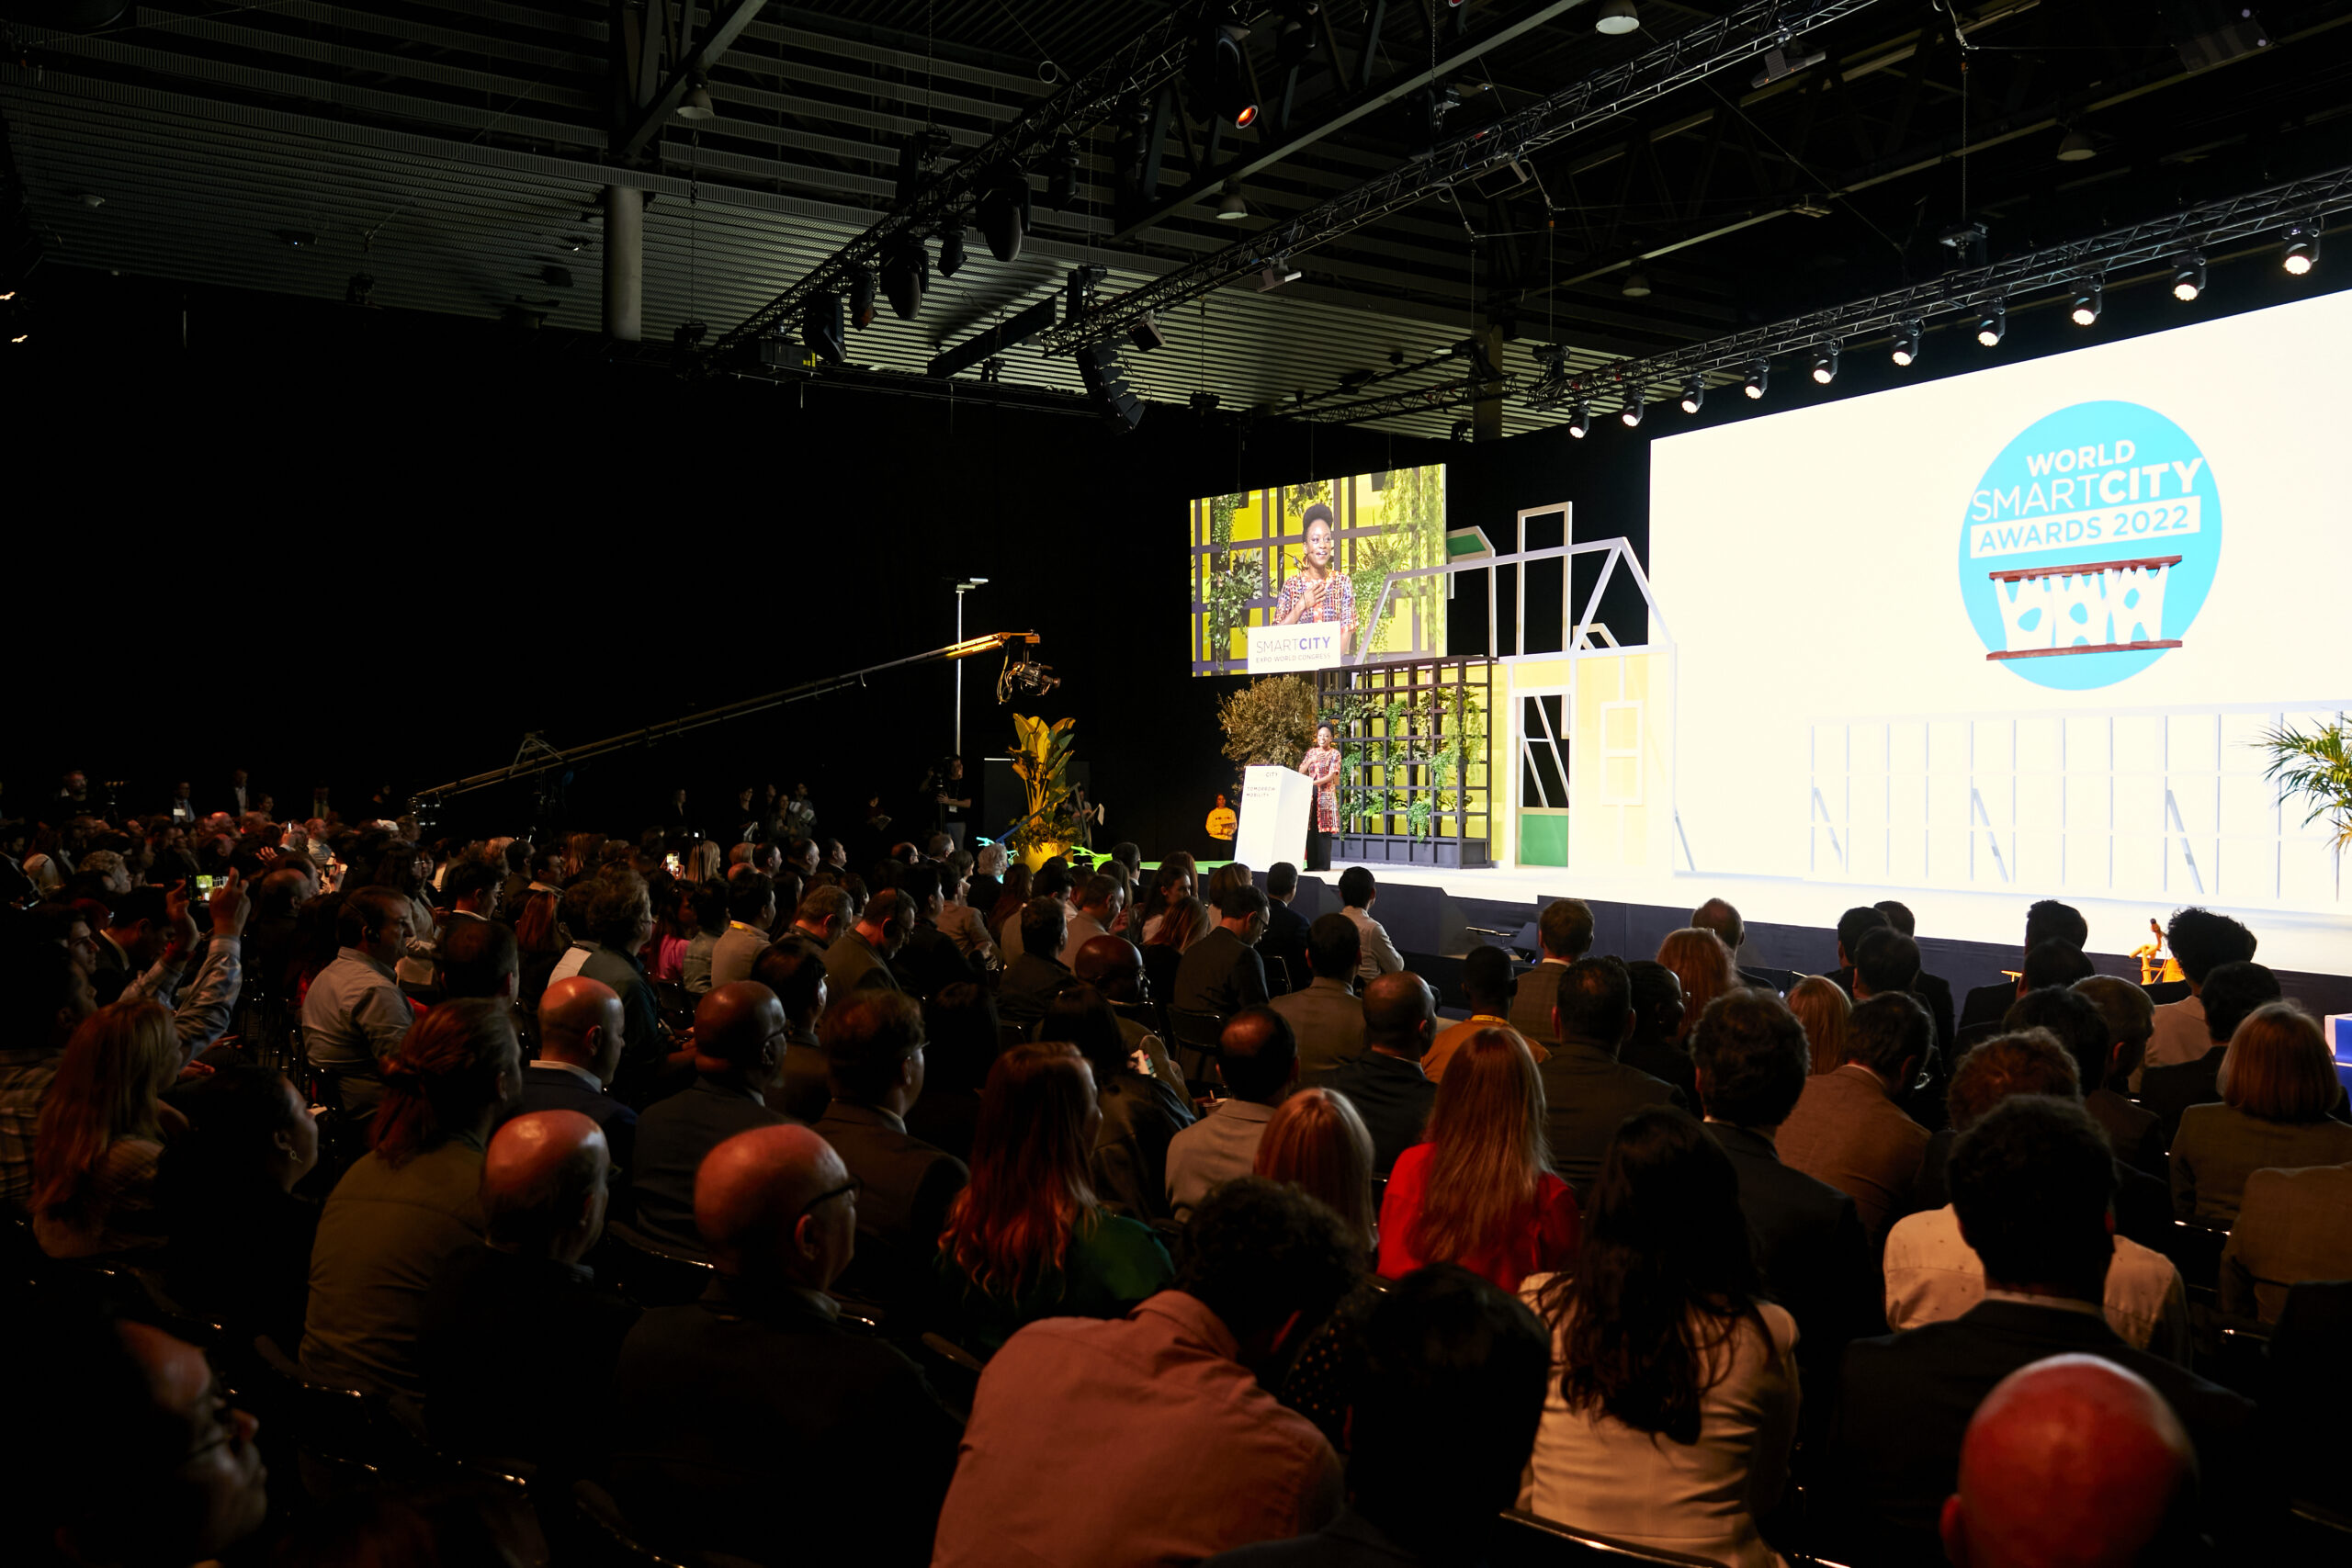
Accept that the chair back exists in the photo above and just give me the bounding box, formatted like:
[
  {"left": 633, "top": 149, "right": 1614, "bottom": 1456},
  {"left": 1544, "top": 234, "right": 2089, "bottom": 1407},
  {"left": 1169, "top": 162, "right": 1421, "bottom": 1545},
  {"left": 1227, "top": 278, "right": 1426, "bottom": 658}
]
[
  {"left": 1492, "top": 1510, "right": 1727, "bottom": 1566},
  {"left": 571, "top": 1479, "right": 697, "bottom": 1568},
  {"left": 598, "top": 1223, "right": 717, "bottom": 1308},
  {"left": 1167, "top": 1009, "right": 1228, "bottom": 1093},
  {"left": 2267, "top": 1280, "right": 2352, "bottom": 1519}
]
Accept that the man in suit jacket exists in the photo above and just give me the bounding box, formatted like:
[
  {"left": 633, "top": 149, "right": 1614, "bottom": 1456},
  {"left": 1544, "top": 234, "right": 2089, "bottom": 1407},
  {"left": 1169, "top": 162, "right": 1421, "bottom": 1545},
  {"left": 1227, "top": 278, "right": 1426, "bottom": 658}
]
[
  {"left": 608, "top": 1123, "right": 959, "bottom": 1566},
  {"left": 1314, "top": 973, "right": 1437, "bottom": 1177},
  {"left": 998, "top": 898, "right": 1079, "bottom": 1032},
  {"left": 1508, "top": 897, "right": 1594, "bottom": 1053},
  {"left": 1690, "top": 897, "right": 1801, "bottom": 994},
  {"left": 1776, "top": 993, "right": 1931, "bottom": 1240},
  {"left": 516, "top": 976, "right": 639, "bottom": 1176},
  {"left": 706, "top": 874, "right": 775, "bottom": 990},
  {"left": 1534, "top": 956, "right": 1686, "bottom": 1197},
  {"left": 1259, "top": 863, "right": 1312, "bottom": 994},
  {"left": 622, "top": 983, "right": 790, "bottom": 1254},
  {"left": 822, "top": 888, "right": 911, "bottom": 1001},
  {"left": 891, "top": 863, "right": 980, "bottom": 1000},
  {"left": 1270, "top": 914, "right": 1365, "bottom": 1077},
  {"left": 811, "top": 990, "right": 968, "bottom": 1317},
  {"left": 1955, "top": 897, "right": 2089, "bottom": 1036},
  {"left": 751, "top": 936, "right": 832, "bottom": 1122},
  {"left": 1174, "top": 883, "right": 1272, "bottom": 1019},
  {"left": 1871, "top": 900, "right": 1955, "bottom": 1062},
  {"left": 1691, "top": 989, "right": 1883, "bottom": 1437},
  {"left": 1827, "top": 1096, "right": 2263, "bottom": 1564},
  {"left": 2222, "top": 1161, "right": 2352, "bottom": 1324}
]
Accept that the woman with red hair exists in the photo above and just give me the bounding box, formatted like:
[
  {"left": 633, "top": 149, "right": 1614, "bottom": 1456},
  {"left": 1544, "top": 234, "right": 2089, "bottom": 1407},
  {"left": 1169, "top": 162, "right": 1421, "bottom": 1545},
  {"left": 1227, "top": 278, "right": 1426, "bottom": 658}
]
[{"left": 933, "top": 1043, "right": 1173, "bottom": 1355}]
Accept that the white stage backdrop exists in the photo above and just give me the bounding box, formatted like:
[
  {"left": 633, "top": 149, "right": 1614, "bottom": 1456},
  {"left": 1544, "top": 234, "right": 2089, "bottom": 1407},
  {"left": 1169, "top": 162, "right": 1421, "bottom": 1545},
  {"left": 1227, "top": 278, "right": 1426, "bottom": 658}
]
[{"left": 1653, "top": 289, "right": 2352, "bottom": 917}]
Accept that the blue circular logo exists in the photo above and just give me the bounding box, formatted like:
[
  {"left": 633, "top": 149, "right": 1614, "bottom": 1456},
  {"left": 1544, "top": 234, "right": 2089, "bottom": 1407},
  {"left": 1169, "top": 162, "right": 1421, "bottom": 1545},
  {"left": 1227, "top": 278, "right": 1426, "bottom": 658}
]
[{"left": 1959, "top": 400, "right": 2222, "bottom": 690}]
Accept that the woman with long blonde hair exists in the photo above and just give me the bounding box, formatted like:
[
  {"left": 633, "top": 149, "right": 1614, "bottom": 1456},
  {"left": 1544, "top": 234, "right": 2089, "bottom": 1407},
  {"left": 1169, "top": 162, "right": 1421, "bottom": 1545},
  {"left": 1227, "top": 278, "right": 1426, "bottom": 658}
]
[
  {"left": 32, "top": 999, "right": 183, "bottom": 1258},
  {"left": 933, "top": 1043, "right": 1173, "bottom": 1354},
  {"left": 1786, "top": 976, "right": 1851, "bottom": 1076},
  {"left": 1375, "top": 1027, "right": 1579, "bottom": 1292},
  {"left": 1254, "top": 1086, "right": 1378, "bottom": 1257}
]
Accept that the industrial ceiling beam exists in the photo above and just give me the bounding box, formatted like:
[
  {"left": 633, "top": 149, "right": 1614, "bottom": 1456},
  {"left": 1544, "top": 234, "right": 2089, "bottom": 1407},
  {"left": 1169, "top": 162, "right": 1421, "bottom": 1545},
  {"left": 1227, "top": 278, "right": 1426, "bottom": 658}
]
[
  {"left": 706, "top": 4, "right": 1273, "bottom": 360},
  {"left": 615, "top": 0, "right": 773, "bottom": 161},
  {"left": 1037, "top": 0, "right": 1890, "bottom": 357},
  {"left": 1107, "top": 0, "right": 1593, "bottom": 242}
]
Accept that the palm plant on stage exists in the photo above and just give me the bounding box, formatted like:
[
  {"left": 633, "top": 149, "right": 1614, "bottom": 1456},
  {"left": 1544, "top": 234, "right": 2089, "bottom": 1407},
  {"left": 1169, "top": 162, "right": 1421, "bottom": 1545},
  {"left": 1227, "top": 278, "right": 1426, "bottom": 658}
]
[
  {"left": 1006, "top": 713, "right": 1081, "bottom": 871},
  {"left": 2260, "top": 716, "right": 2352, "bottom": 874}
]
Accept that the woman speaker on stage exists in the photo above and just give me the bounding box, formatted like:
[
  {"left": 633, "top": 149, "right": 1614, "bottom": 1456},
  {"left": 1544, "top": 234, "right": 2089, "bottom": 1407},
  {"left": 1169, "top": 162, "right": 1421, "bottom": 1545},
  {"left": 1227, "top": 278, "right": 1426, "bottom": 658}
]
[
  {"left": 1301, "top": 721, "right": 1342, "bottom": 872},
  {"left": 1271, "top": 503, "right": 1356, "bottom": 656}
]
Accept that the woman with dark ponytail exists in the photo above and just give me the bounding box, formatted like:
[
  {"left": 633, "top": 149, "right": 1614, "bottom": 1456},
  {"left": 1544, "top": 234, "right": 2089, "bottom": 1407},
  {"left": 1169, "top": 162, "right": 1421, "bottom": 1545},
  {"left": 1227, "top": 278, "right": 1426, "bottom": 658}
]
[
  {"left": 300, "top": 998, "right": 521, "bottom": 1398},
  {"left": 1523, "top": 1107, "right": 1798, "bottom": 1567}
]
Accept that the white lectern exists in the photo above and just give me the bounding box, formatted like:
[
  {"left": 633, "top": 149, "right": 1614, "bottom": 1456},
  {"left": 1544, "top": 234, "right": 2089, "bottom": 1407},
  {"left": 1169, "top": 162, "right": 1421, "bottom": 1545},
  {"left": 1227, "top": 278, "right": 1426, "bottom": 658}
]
[{"left": 1234, "top": 764, "right": 1311, "bottom": 869}]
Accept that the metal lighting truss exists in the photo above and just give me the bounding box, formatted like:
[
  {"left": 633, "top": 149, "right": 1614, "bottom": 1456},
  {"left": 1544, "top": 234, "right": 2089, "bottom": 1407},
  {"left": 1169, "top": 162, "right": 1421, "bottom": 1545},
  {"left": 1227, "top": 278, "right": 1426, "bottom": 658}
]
[
  {"left": 1545, "top": 160, "right": 2352, "bottom": 411},
  {"left": 1035, "top": 0, "right": 1886, "bottom": 357},
  {"left": 1317, "top": 160, "right": 2352, "bottom": 426},
  {"left": 707, "top": 4, "right": 1268, "bottom": 358}
]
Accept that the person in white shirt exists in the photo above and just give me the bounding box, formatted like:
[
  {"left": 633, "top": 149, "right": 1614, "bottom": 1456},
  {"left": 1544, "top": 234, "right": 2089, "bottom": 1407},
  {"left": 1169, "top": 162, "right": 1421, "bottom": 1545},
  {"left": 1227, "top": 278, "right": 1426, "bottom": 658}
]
[
  {"left": 1883, "top": 1029, "right": 2188, "bottom": 1361},
  {"left": 2141, "top": 907, "right": 2258, "bottom": 1077},
  {"left": 1335, "top": 866, "right": 1403, "bottom": 983}
]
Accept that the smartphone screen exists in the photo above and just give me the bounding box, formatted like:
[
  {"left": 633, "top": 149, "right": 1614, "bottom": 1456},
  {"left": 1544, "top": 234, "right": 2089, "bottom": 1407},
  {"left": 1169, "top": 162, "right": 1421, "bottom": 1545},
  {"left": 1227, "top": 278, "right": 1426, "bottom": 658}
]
[
  {"left": 663, "top": 852, "right": 684, "bottom": 875},
  {"left": 194, "top": 875, "right": 217, "bottom": 895}
]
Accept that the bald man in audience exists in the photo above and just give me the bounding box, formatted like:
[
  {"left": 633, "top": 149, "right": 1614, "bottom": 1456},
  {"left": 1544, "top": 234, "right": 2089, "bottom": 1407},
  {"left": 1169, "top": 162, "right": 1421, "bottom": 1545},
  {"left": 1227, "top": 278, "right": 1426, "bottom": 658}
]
[
  {"left": 1313, "top": 971, "right": 1438, "bottom": 1177},
  {"left": 1164, "top": 1008, "right": 1298, "bottom": 1222},
  {"left": 607, "top": 1124, "right": 960, "bottom": 1565},
  {"left": 517, "top": 976, "right": 637, "bottom": 1174},
  {"left": 419, "top": 1111, "right": 639, "bottom": 1473},
  {"left": 621, "top": 982, "right": 789, "bottom": 1253},
  {"left": 1076, "top": 934, "right": 1187, "bottom": 1094},
  {"left": 1939, "top": 1356, "right": 2194, "bottom": 1568}
]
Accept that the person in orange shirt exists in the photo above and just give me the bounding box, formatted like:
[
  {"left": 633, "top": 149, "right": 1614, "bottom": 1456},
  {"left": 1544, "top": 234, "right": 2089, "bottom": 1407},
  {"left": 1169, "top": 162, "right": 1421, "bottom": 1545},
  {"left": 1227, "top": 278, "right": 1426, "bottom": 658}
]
[{"left": 1427, "top": 943, "right": 1545, "bottom": 1081}]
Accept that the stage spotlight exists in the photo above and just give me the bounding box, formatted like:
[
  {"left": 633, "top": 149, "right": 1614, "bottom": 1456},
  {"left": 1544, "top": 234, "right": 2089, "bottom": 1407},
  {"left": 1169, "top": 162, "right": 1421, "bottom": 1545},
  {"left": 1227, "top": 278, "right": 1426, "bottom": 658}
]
[
  {"left": 936, "top": 225, "right": 967, "bottom": 277},
  {"left": 1202, "top": 23, "right": 1261, "bottom": 130},
  {"left": 2070, "top": 278, "right": 2103, "bottom": 326},
  {"left": 1679, "top": 376, "right": 1703, "bottom": 414},
  {"left": 1809, "top": 342, "right": 1838, "bottom": 385},
  {"left": 2171, "top": 254, "right": 2206, "bottom": 301},
  {"left": 976, "top": 164, "right": 1031, "bottom": 263},
  {"left": 1620, "top": 392, "right": 1645, "bottom": 428},
  {"left": 1595, "top": 0, "right": 1641, "bottom": 35},
  {"left": 2284, "top": 225, "right": 2320, "bottom": 276},
  {"left": 880, "top": 237, "right": 927, "bottom": 320},
  {"left": 849, "top": 266, "right": 878, "bottom": 329},
  {"left": 1975, "top": 301, "right": 2006, "bottom": 347},
  {"left": 1568, "top": 402, "right": 1593, "bottom": 438},
  {"left": 1743, "top": 359, "right": 1769, "bottom": 400},
  {"left": 1890, "top": 319, "right": 1921, "bottom": 367},
  {"left": 803, "top": 292, "right": 846, "bottom": 364}
]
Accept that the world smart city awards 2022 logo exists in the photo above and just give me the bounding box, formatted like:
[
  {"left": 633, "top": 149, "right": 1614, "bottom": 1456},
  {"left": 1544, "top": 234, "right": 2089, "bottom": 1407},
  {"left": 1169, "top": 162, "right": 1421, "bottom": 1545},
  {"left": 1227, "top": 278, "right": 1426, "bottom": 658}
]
[{"left": 1958, "top": 400, "right": 2222, "bottom": 691}]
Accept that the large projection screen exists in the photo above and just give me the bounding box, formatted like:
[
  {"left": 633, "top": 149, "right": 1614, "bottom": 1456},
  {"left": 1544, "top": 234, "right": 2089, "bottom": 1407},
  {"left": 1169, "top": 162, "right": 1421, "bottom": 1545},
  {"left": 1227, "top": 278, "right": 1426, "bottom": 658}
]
[{"left": 1653, "top": 289, "right": 2352, "bottom": 917}]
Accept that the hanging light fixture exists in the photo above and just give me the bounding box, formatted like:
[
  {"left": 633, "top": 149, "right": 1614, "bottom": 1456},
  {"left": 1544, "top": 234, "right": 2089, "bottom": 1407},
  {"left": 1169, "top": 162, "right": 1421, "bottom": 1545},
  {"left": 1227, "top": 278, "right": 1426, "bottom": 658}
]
[
  {"left": 676, "top": 73, "right": 715, "bottom": 121},
  {"left": 1743, "top": 359, "right": 1769, "bottom": 400},
  {"left": 1890, "top": 319, "right": 1922, "bottom": 367},
  {"left": 2070, "top": 278, "right": 2103, "bottom": 327},
  {"left": 1595, "top": 0, "right": 1641, "bottom": 36},
  {"left": 1810, "top": 341, "right": 1839, "bottom": 384},
  {"left": 1568, "top": 402, "right": 1593, "bottom": 438},
  {"left": 1679, "top": 376, "right": 1704, "bottom": 414},
  {"left": 2283, "top": 225, "right": 2320, "bottom": 276},
  {"left": 2171, "top": 254, "right": 2206, "bottom": 302},
  {"left": 1217, "top": 178, "right": 1248, "bottom": 220},
  {"left": 1976, "top": 301, "right": 2007, "bottom": 347}
]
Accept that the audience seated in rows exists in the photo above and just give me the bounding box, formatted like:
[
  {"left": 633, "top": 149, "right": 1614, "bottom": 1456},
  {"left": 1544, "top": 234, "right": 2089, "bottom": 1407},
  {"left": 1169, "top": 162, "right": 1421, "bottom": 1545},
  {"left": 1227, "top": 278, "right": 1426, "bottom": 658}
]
[
  {"left": 933, "top": 1042, "right": 1172, "bottom": 1354},
  {"left": 1992, "top": 987, "right": 2170, "bottom": 1246},
  {"left": 301, "top": 998, "right": 521, "bottom": 1399},
  {"left": 1173, "top": 880, "right": 1273, "bottom": 1018},
  {"left": 1828, "top": 1095, "right": 2261, "bottom": 1561},
  {"left": 1692, "top": 895, "right": 1802, "bottom": 994},
  {"left": 608, "top": 1123, "right": 960, "bottom": 1566},
  {"left": 1336, "top": 866, "right": 1404, "bottom": 983},
  {"left": 300, "top": 885, "right": 416, "bottom": 1114},
  {"left": 903, "top": 979, "right": 998, "bottom": 1162},
  {"left": 1510, "top": 897, "right": 1593, "bottom": 1051},
  {"left": 1313, "top": 971, "right": 1436, "bottom": 1177},
  {"left": 999, "top": 897, "right": 1077, "bottom": 1031},
  {"left": 2141, "top": 959, "right": 2281, "bottom": 1148},
  {"left": 1956, "top": 898, "right": 2089, "bottom": 1037},
  {"left": 1786, "top": 972, "right": 1850, "bottom": 1076},
  {"left": 2171, "top": 1000, "right": 2352, "bottom": 1227},
  {"left": 749, "top": 933, "right": 831, "bottom": 1122},
  {"left": 934, "top": 1179, "right": 1355, "bottom": 1567},
  {"left": 1270, "top": 912, "right": 1365, "bottom": 1076},
  {"left": 1538, "top": 955, "right": 1688, "bottom": 1196},
  {"left": 1883, "top": 1030, "right": 2189, "bottom": 1360},
  {"left": 706, "top": 871, "right": 775, "bottom": 988},
  {"left": 1523, "top": 1107, "right": 1798, "bottom": 1566},
  {"left": 2069, "top": 974, "right": 2167, "bottom": 1179},
  {"left": 1872, "top": 898, "right": 1958, "bottom": 1058},
  {"left": 1167, "top": 1008, "right": 1298, "bottom": 1221},
  {"left": 1258, "top": 861, "right": 1312, "bottom": 987},
  {"left": 32, "top": 998, "right": 182, "bottom": 1258},
  {"left": 1623, "top": 952, "right": 1701, "bottom": 1106},
  {"left": 1378, "top": 1027, "right": 1579, "bottom": 1292},
  {"left": 824, "top": 885, "right": 912, "bottom": 997},
  {"left": 2221, "top": 1151, "right": 2352, "bottom": 1325},
  {"left": 158, "top": 1063, "right": 321, "bottom": 1350}
]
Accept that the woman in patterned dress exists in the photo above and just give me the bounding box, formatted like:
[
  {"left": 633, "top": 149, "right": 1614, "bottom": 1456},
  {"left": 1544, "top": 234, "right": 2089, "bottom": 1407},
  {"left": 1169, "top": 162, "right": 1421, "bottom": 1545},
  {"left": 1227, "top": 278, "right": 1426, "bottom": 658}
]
[
  {"left": 1301, "top": 722, "right": 1342, "bottom": 872},
  {"left": 1272, "top": 505, "right": 1356, "bottom": 656}
]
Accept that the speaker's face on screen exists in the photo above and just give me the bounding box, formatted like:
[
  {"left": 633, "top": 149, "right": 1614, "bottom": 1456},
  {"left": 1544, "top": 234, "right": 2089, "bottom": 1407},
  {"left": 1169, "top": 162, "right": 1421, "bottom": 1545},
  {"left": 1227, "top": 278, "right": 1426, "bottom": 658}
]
[{"left": 1306, "top": 518, "right": 1334, "bottom": 567}]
